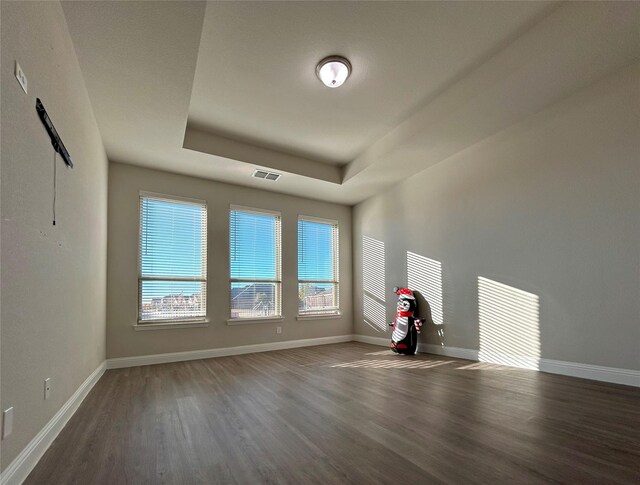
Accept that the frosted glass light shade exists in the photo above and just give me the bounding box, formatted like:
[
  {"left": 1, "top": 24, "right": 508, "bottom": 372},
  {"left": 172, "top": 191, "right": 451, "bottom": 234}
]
[{"left": 316, "top": 56, "right": 351, "bottom": 88}]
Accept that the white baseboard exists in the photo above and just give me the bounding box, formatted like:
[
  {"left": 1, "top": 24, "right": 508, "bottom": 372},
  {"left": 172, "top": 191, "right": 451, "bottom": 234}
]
[
  {"left": 352, "top": 334, "right": 639, "bottom": 387},
  {"left": 539, "top": 359, "right": 640, "bottom": 387},
  {"left": 106, "top": 334, "right": 353, "bottom": 369},
  {"left": 351, "top": 334, "right": 479, "bottom": 361},
  {"left": 419, "top": 343, "right": 479, "bottom": 361},
  {"left": 351, "top": 334, "right": 389, "bottom": 347},
  {"left": 0, "top": 362, "right": 106, "bottom": 485}
]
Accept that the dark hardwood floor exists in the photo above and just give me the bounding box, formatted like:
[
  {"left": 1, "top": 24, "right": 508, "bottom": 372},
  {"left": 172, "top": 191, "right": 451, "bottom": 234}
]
[{"left": 26, "top": 342, "right": 640, "bottom": 484}]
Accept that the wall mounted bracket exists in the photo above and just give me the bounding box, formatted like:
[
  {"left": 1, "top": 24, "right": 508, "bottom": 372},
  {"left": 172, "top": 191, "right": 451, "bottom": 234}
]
[{"left": 36, "top": 98, "right": 73, "bottom": 168}]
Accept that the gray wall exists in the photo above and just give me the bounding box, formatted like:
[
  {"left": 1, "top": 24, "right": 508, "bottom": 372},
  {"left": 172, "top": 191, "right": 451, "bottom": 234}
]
[
  {"left": 1, "top": 1, "right": 108, "bottom": 470},
  {"left": 107, "top": 163, "right": 352, "bottom": 359},
  {"left": 353, "top": 62, "right": 640, "bottom": 371}
]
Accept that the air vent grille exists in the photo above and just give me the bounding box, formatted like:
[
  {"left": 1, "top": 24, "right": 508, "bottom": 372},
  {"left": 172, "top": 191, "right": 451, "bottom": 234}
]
[{"left": 253, "top": 170, "right": 281, "bottom": 181}]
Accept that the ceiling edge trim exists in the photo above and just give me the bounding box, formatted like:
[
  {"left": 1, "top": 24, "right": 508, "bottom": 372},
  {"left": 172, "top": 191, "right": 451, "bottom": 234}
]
[{"left": 183, "top": 126, "right": 342, "bottom": 185}]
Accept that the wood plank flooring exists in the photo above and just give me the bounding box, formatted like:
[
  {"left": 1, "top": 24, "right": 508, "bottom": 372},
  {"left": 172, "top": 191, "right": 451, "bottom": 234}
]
[{"left": 26, "top": 342, "right": 640, "bottom": 484}]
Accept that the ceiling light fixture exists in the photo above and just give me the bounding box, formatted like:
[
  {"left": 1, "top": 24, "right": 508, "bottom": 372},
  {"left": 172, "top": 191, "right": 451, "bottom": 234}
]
[{"left": 316, "top": 55, "right": 351, "bottom": 88}]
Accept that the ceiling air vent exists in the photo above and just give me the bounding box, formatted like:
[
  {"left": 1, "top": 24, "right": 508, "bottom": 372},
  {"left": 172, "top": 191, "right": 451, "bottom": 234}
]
[{"left": 253, "top": 169, "right": 281, "bottom": 181}]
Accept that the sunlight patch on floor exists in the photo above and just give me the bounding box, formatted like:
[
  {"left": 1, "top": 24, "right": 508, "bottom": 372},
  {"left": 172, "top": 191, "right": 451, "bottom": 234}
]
[
  {"left": 365, "top": 350, "right": 396, "bottom": 356},
  {"left": 456, "top": 362, "right": 513, "bottom": 371},
  {"left": 331, "top": 359, "right": 452, "bottom": 370}
]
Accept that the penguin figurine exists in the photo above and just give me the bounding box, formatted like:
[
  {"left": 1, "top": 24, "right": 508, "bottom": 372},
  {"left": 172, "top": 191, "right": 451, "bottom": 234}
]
[{"left": 389, "top": 287, "right": 424, "bottom": 355}]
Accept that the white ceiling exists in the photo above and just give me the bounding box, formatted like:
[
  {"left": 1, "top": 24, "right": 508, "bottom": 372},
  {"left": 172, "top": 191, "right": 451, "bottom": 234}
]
[{"left": 61, "top": 1, "right": 640, "bottom": 205}]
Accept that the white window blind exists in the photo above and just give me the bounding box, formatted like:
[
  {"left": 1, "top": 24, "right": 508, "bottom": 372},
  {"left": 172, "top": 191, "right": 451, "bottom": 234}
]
[
  {"left": 230, "top": 207, "right": 281, "bottom": 319},
  {"left": 298, "top": 217, "right": 339, "bottom": 315},
  {"left": 138, "top": 194, "right": 207, "bottom": 323}
]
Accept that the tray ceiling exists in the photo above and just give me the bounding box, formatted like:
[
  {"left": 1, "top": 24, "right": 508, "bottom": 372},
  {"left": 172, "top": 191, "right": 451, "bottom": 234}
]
[{"left": 62, "top": 1, "right": 640, "bottom": 204}]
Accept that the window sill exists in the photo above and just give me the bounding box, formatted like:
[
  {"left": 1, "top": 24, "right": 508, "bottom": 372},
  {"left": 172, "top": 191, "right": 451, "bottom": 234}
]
[
  {"left": 297, "top": 313, "right": 342, "bottom": 321},
  {"left": 133, "top": 320, "right": 209, "bottom": 331},
  {"left": 227, "top": 316, "right": 284, "bottom": 326}
]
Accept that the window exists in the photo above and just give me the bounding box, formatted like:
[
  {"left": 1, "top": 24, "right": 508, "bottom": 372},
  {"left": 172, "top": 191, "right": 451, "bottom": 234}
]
[
  {"left": 230, "top": 206, "right": 281, "bottom": 320},
  {"left": 298, "top": 216, "right": 339, "bottom": 315},
  {"left": 138, "top": 193, "right": 207, "bottom": 323}
]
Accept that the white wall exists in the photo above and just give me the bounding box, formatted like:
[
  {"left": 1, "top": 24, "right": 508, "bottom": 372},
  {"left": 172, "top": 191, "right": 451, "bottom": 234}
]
[
  {"left": 353, "top": 62, "right": 640, "bottom": 371},
  {"left": 1, "top": 1, "right": 108, "bottom": 471},
  {"left": 107, "top": 163, "right": 352, "bottom": 359}
]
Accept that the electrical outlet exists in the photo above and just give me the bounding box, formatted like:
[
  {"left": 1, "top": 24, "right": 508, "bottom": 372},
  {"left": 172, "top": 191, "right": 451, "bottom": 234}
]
[
  {"left": 44, "top": 378, "right": 51, "bottom": 400},
  {"left": 15, "top": 61, "right": 28, "bottom": 94},
  {"left": 276, "top": 326, "right": 282, "bottom": 334},
  {"left": 2, "top": 407, "right": 13, "bottom": 439}
]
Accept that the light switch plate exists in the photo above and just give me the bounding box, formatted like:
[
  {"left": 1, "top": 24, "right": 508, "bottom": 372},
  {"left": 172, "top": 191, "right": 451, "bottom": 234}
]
[
  {"left": 15, "top": 61, "right": 28, "bottom": 94},
  {"left": 2, "top": 407, "right": 13, "bottom": 439}
]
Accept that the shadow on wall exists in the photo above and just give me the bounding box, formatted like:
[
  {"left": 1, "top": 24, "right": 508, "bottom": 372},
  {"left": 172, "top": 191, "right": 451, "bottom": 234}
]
[
  {"left": 407, "top": 251, "right": 445, "bottom": 346},
  {"left": 478, "top": 277, "right": 540, "bottom": 370},
  {"left": 362, "top": 235, "right": 386, "bottom": 332}
]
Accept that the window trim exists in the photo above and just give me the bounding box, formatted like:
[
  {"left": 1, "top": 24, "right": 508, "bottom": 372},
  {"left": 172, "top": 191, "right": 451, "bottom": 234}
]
[
  {"left": 296, "top": 313, "right": 342, "bottom": 321},
  {"left": 132, "top": 320, "right": 210, "bottom": 331},
  {"left": 226, "top": 316, "right": 284, "bottom": 326},
  {"left": 297, "top": 215, "right": 340, "bottom": 317},
  {"left": 228, "top": 205, "right": 282, "bottom": 321},
  {"left": 229, "top": 204, "right": 281, "bottom": 217},
  {"left": 137, "top": 191, "right": 208, "bottom": 325}
]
